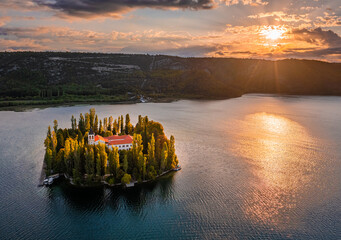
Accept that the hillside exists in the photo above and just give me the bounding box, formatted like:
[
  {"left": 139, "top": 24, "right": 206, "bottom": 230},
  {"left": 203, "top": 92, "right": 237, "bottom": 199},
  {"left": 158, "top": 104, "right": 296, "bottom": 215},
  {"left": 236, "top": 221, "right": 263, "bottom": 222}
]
[{"left": 0, "top": 52, "right": 340, "bottom": 107}]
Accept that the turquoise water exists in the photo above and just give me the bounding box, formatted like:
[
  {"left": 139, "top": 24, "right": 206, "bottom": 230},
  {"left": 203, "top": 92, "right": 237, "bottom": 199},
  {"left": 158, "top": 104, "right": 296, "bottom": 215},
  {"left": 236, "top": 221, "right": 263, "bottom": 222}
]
[{"left": 0, "top": 95, "right": 340, "bottom": 239}]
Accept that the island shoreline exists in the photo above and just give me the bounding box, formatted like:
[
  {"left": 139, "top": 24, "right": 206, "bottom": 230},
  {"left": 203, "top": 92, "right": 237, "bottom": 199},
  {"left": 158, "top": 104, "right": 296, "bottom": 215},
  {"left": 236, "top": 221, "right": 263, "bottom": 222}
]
[{"left": 4, "top": 92, "right": 341, "bottom": 112}]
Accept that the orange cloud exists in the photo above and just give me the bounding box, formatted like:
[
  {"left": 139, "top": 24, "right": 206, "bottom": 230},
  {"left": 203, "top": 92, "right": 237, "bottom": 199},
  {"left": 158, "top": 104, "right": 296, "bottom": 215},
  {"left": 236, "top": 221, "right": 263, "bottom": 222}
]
[
  {"left": 0, "top": 16, "right": 11, "bottom": 27},
  {"left": 248, "top": 11, "right": 311, "bottom": 23}
]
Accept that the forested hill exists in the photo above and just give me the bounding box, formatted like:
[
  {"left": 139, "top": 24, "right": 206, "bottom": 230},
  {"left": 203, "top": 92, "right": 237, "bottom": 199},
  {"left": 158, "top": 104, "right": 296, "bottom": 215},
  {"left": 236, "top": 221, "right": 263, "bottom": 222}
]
[{"left": 1, "top": 52, "right": 341, "bottom": 106}]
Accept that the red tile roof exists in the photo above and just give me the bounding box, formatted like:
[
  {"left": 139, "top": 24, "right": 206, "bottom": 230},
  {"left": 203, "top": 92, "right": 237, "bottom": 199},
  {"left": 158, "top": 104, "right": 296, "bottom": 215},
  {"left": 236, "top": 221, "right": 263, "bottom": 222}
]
[
  {"left": 94, "top": 134, "right": 133, "bottom": 145},
  {"left": 94, "top": 135, "right": 108, "bottom": 142}
]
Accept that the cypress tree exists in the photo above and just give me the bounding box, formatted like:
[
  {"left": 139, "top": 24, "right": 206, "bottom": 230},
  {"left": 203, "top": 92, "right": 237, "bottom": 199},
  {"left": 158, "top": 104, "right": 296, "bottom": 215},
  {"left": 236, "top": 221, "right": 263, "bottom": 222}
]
[
  {"left": 160, "top": 142, "right": 168, "bottom": 173},
  {"left": 123, "top": 152, "right": 128, "bottom": 173},
  {"left": 147, "top": 134, "right": 155, "bottom": 168},
  {"left": 120, "top": 115, "right": 124, "bottom": 134},
  {"left": 78, "top": 113, "right": 85, "bottom": 133},
  {"left": 167, "top": 135, "right": 176, "bottom": 170},
  {"left": 94, "top": 115, "right": 98, "bottom": 134},
  {"left": 99, "top": 120, "right": 104, "bottom": 135},
  {"left": 108, "top": 116, "right": 113, "bottom": 132},
  {"left": 85, "top": 113, "right": 90, "bottom": 132},
  {"left": 103, "top": 117, "right": 108, "bottom": 132},
  {"left": 53, "top": 119, "right": 58, "bottom": 133},
  {"left": 125, "top": 114, "right": 132, "bottom": 134},
  {"left": 89, "top": 108, "right": 96, "bottom": 128},
  {"left": 85, "top": 147, "right": 95, "bottom": 178},
  {"left": 96, "top": 152, "right": 101, "bottom": 178},
  {"left": 113, "top": 147, "right": 120, "bottom": 179}
]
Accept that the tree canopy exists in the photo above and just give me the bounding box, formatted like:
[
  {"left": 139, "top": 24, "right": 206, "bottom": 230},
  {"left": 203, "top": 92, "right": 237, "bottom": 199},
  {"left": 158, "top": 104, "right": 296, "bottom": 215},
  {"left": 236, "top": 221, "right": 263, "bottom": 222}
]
[{"left": 43, "top": 108, "right": 179, "bottom": 185}]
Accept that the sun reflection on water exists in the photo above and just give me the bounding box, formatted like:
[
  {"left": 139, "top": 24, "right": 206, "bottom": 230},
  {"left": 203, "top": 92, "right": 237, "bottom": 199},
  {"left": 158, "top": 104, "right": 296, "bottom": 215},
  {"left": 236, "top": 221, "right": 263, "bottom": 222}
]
[{"left": 230, "top": 112, "right": 320, "bottom": 228}]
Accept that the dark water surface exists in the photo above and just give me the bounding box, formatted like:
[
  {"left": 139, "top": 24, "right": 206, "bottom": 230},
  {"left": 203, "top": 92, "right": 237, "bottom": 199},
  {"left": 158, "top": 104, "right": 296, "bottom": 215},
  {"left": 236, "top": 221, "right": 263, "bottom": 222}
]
[{"left": 0, "top": 95, "right": 340, "bottom": 239}]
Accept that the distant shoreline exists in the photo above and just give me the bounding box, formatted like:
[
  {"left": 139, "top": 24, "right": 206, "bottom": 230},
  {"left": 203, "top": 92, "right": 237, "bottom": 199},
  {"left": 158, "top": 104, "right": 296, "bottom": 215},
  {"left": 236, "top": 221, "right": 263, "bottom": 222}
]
[
  {"left": 0, "top": 97, "right": 179, "bottom": 111},
  {"left": 3, "top": 93, "right": 341, "bottom": 112}
]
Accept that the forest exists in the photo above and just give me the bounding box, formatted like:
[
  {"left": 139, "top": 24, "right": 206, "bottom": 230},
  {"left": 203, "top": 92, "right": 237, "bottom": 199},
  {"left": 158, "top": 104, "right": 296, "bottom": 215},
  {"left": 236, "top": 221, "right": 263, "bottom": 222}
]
[
  {"left": 43, "top": 108, "right": 179, "bottom": 185},
  {"left": 2, "top": 52, "right": 341, "bottom": 109}
]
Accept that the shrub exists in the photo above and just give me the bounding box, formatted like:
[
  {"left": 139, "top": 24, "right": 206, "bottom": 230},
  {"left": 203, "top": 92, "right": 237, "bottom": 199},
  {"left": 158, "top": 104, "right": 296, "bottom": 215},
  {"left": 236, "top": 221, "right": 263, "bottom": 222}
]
[{"left": 121, "top": 174, "right": 132, "bottom": 185}]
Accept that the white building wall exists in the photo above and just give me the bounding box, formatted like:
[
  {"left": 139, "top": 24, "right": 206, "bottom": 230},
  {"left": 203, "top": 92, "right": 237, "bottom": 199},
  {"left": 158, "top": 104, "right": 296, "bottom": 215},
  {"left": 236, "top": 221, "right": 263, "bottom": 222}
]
[{"left": 109, "top": 143, "right": 132, "bottom": 151}]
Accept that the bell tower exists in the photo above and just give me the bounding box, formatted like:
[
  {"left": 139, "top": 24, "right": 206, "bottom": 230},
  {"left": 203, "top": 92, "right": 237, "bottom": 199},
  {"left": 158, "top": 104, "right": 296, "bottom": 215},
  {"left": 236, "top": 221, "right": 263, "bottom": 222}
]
[{"left": 88, "top": 127, "right": 95, "bottom": 145}]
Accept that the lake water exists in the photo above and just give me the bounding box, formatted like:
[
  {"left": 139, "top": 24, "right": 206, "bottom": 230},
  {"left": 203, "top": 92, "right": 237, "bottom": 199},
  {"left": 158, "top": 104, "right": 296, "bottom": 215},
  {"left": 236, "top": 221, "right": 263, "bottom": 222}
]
[{"left": 0, "top": 94, "right": 340, "bottom": 239}]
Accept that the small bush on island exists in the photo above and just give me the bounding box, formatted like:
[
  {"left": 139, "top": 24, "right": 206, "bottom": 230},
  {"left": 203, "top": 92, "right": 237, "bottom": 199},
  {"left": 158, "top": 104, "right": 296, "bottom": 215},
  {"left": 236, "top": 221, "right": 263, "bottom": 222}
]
[
  {"left": 43, "top": 108, "right": 179, "bottom": 185},
  {"left": 121, "top": 174, "right": 132, "bottom": 185}
]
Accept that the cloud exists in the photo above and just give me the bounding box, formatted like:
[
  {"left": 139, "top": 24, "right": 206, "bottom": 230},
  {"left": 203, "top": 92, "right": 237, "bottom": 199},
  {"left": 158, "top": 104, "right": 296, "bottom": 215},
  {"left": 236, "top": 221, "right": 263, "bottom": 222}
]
[
  {"left": 33, "top": 0, "right": 216, "bottom": 18},
  {"left": 248, "top": 11, "right": 311, "bottom": 23},
  {"left": 0, "top": 16, "right": 11, "bottom": 27},
  {"left": 314, "top": 11, "right": 341, "bottom": 27},
  {"left": 122, "top": 44, "right": 219, "bottom": 56},
  {"left": 1, "top": 23, "right": 340, "bottom": 62},
  {"left": 300, "top": 6, "right": 319, "bottom": 11},
  {"left": 289, "top": 27, "right": 341, "bottom": 47},
  {"left": 221, "top": 0, "right": 268, "bottom": 6}
]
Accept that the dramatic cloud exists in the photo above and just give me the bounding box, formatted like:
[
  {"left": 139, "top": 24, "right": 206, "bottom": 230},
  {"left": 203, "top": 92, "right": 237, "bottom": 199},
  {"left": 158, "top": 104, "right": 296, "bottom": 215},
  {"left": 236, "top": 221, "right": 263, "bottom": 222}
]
[
  {"left": 0, "top": 0, "right": 340, "bottom": 61},
  {"left": 289, "top": 28, "right": 341, "bottom": 47},
  {"left": 33, "top": 0, "right": 216, "bottom": 18},
  {"left": 221, "top": 0, "right": 268, "bottom": 6}
]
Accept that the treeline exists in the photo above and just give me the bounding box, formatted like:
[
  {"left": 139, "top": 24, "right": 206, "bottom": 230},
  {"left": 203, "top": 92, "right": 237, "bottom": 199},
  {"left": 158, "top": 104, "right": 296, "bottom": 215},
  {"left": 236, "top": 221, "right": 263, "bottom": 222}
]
[{"left": 43, "top": 108, "right": 179, "bottom": 185}]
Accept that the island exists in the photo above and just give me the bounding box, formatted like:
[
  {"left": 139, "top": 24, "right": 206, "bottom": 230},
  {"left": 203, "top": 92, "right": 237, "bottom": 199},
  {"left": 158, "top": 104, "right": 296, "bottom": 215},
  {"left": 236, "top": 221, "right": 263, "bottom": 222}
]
[{"left": 43, "top": 108, "right": 180, "bottom": 187}]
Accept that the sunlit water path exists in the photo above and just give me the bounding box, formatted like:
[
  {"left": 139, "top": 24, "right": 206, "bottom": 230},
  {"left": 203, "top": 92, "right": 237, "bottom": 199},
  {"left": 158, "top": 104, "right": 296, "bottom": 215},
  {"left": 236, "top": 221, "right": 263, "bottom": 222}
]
[{"left": 0, "top": 94, "right": 340, "bottom": 239}]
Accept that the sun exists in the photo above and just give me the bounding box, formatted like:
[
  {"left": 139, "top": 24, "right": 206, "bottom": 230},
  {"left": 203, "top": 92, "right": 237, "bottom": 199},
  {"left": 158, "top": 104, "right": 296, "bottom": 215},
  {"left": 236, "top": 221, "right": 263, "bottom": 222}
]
[{"left": 260, "top": 26, "right": 287, "bottom": 41}]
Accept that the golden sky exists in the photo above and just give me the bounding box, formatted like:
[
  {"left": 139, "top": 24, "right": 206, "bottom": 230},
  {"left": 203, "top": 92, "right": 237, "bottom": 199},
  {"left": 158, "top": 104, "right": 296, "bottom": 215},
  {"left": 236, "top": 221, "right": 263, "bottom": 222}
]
[{"left": 0, "top": 0, "right": 340, "bottom": 62}]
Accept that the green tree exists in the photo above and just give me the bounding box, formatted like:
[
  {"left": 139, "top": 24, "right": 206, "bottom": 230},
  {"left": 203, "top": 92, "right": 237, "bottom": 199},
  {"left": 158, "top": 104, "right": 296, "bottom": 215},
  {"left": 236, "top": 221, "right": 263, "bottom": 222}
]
[
  {"left": 71, "top": 115, "right": 75, "bottom": 130},
  {"left": 113, "top": 119, "right": 118, "bottom": 135},
  {"left": 108, "top": 116, "right": 113, "bottom": 131},
  {"left": 45, "top": 147, "right": 53, "bottom": 176},
  {"left": 94, "top": 115, "right": 98, "bottom": 134},
  {"left": 77, "top": 129, "right": 83, "bottom": 143},
  {"left": 51, "top": 131, "right": 57, "bottom": 151},
  {"left": 103, "top": 117, "right": 108, "bottom": 132},
  {"left": 56, "top": 130, "right": 64, "bottom": 151},
  {"left": 53, "top": 119, "right": 58, "bottom": 133},
  {"left": 96, "top": 152, "right": 101, "bottom": 178},
  {"left": 47, "top": 125, "right": 51, "bottom": 137},
  {"left": 120, "top": 115, "right": 124, "bottom": 134},
  {"left": 148, "top": 166, "right": 157, "bottom": 180},
  {"left": 125, "top": 114, "right": 132, "bottom": 134},
  {"left": 64, "top": 139, "right": 71, "bottom": 174},
  {"left": 99, "top": 120, "right": 104, "bottom": 135},
  {"left": 113, "top": 147, "right": 120, "bottom": 179},
  {"left": 108, "top": 149, "right": 114, "bottom": 176},
  {"left": 85, "top": 113, "right": 90, "bottom": 132},
  {"left": 73, "top": 140, "right": 81, "bottom": 178},
  {"left": 89, "top": 108, "right": 96, "bottom": 128},
  {"left": 132, "top": 133, "right": 143, "bottom": 166},
  {"left": 121, "top": 173, "right": 132, "bottom": 185},
  {"left": 55, "top": 149, "right": 64, "bottom": 173},
  {"left": 160, "top": 142, "right": 168, "bottom": 173},
  {"left": 98, "top": 143, "right": 107, "bottom": 176},
  {"left": 44, "top": 126, "right": 52, "bottom": 149},
  {"left": 103, "top": 130, "right": 113, "bottom": 137},
  {"left": 117, "top": 117, "right": 121, "bottom": 134},
  {"left": 167, "top": 135, "right": 176, "bottom": 170},
  {"left": 143, "top": 156, "right": 147, "bottom": 180},
  {"left": 137, "top": 151, "right": 144, "bottom": 179},
  {"left": 147, "top": 133, "right": 155, "bottom": 168},
  {"left": 78, "top": 113, "right": 85, "bottom": 133},
  {"left": 85, "top": 147, "right": 95, "bottom": 179},
  {"left": 123, "top": 152, "right": 128, "bottom": 173}
]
